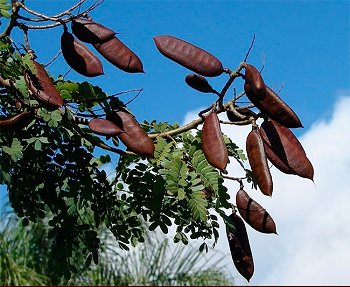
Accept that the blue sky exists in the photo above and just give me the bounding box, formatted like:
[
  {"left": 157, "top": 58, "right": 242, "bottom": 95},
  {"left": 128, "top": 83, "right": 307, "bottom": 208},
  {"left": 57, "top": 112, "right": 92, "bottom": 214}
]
[{"left": 1, "top": 0, "right": 350, "bottom": 285}]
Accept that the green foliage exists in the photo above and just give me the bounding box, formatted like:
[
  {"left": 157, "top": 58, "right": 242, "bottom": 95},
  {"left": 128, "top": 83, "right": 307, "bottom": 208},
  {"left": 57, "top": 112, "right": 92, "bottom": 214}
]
[
  {"left": 0, "top": 4, "right": 252, "bottom": 281},
  {"left": 0, "top": 212, "right": 234, "bottom": 285},
  {"left": 0, "top": 0, "right": 11, "bottom": 19}
]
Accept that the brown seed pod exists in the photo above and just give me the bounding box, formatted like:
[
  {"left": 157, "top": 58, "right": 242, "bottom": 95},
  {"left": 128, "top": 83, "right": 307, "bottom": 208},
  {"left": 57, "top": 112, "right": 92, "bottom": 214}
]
[
  {"left": 0, "top": 111, "right": 32, "bottom": 133},
  {"left": 246, "top": 129, "right": 273, "bottom": 196},
  {"left": 226, "top": 105, "right": 256, "bottom": 123},
  {"left": 61, "top": 30, "right": 104, "bottom": 77},
  {"left": 71, "top": 18, "right": 116, "bottom": 44},
  {"left": 260, "top": 120, "right": 314, "bottom": 180},
  {"left": 262, "top": 141, "right": 296, "bottom": 175},
  {"left": 185, "top": 74, "right": 214, "bottom": 93},
  {"left": 245, "top": 82, "right": 302, "bottom": 128},
  {"left": 236, "top": 189, "right": 277, "bottom": 234},
  {"left": 202, "top": 111, "right": 228, "bottom": 170},
  {"left": 88, "top": 118, "right": 125, "bottom": 136},
  {"left": 244, "top": 64, "right": 266, "bottom": 99},
  {"left": 226, "top": 212, "right": 254, "bottom": 282},
  {"left": 25, "top": 61, "right": 64, "bottom": 107},
  {"left": 154, "top": 35, "right": 224, "bottom": 77},
  {"left": 94, "top": 37, "right": 144, "bottom": 73},
  {"left": 107, "top": 110, "right": 154, "bottom": 157}
]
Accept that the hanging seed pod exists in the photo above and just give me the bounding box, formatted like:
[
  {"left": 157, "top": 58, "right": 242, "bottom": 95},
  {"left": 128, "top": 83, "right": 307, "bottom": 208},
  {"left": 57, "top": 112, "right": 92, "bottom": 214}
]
[
  {"left": 154, "top": 35, "right": 224, "bottom": 77},
  {"left": 25, "top": 61, "right": 64, "bottom": 107},
  {"left": 226, "top": 105, "right": 256, "bottom": 123},
  {"left": 260, "top": 120, "right": 314, "bottom": 180},
  {"left": 226, "top": 212, "right": 254, "bottom": 282},
  {"left": 71, "top": 18, "right": 116, "bottom": 44},
  {"left": 61, "top": 30, "right": 104, "bottom": 77},
  {"left": 262, "top": 141, "right": 296, "bottom": 175},
  {"left": 185, "top": 74, "right": 214, "bottom": 93},
  {"left": 236, "top": 189, "right": 277, "bottom": 234},
  {"left": 244, "top": 64, "right": 266, "bottom": 99},
  {"left": 107, "top": 110, "right": 154, "bottom": 157},
  {"left": 245, "top": 82, "right": 302, "bottom": 128},
  {"left": 94, "top": 37, "right": 144, "bottom": 73},
  {"left": 88, "top": 118, "right": 125, "bottom": 136},
  {"left": 202, "top": 111, "right": 228, "bottom": 170},
  {"left": 0, "top": 111, "right": 32, "bottom": 133},
  {"left": 246, "top": 129, "right": 273, "bottom": 196}
]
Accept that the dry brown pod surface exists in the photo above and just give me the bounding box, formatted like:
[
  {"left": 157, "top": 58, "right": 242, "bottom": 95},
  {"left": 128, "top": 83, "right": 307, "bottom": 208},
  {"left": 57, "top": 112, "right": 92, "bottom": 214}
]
[
  {"left": 246, "top": 129, "right": 273, "bottom": 196},
  {"left": 201, "top": 111, "right": 228, "bottom": 170},
  {"left": 244, "top": 64, "right": 266, "bottom": 99},
  {"left": 226, "top": 212, "right": 254, "bottom": 282},
  {"left": 61, "top": 30, "right": 104, "bottom": 77},
  {"left": 88, "top": 118, "right": 125, "bottom": 136},
  {"left": 236, "top": 189, "right": 277, "bottom": 234},
  {"left": 262, "top": 140, "right": 296, "bottom": 175},
  {"left": 226, "top": 105, "right": 256, "bottom": 123},
  {"left": 154, "top": 35, "right": 224, "bottom": 77},
  {"left": 245, "top": 82, "right": 302, "bottom": 128},
  {"left": 71, "top": 18, "right": 116, "bottom": 44},
  {"left": 0, "top": 111, "right": 33, "bottom": 133},
  {"left": 25, "top": 61, "right": 64, "bottom": 107},
  {"left": 260, "top": 120, "right": 314, "bottom": 180},
  {"left": 185, "top": 74, "right": 214, "bottom": 93},
  {"left": 107, "top": 110, "right": 154, "bottom": 157},
  {"left": 94, "top": 37, "right": 144, "bottom": 73}
]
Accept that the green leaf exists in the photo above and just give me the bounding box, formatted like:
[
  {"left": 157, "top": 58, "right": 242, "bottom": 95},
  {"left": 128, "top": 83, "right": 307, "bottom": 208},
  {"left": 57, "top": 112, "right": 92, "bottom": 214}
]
[
  {"left": 67, "top": 204, "right": 77, "bottom": 215},
  {"left": 188, "top": 190, "right": 208, "bottom": 222},
  {"left": 0, "top": 8, "right": 11, "bottom": 18},
  {"left": 34, "top": 139, "right": 42, "bottom": 150},
  {"left": 22, "top": 53, "right": 36, "bottom": 73}
]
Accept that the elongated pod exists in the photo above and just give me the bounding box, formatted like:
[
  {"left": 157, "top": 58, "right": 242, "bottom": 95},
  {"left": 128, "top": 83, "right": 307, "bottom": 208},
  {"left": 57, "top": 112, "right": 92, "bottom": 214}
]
[
  {"left": 262, "top": 141, "right": 296, "bottom": 175},
  {"left": 226, "top": 105, "right": 256, "bottom": 123},
  {"left": 185, "top": 74, "right": 214, "bottom": 93},
  {"left": 61, "top": 30, "right": 104, "bottom": 77},
  {"left": 25, "top": 61, "right": 64, "bottom": 107},
  {"left": 202, "top": 111, "right": 228, "bottom": 170},
  {"left": 88, "top": 118, "right": 124, "bottom": 136},
  {"left": 107, "top": 110, "right": 154, "bottom": 157},
  {"left": 154, "top": 35, "right": 224, "bottom": 77},
  {"left": 244, "top": 64, "right": 266, "bottom": 99},
  {"left": 0, "top": 111, "right": 32, "bottom": 133},
  {"left": 236, "top": 189, "right": 277, "bottom": 234},
  {"left": 94, "top": 37, "right": 144, "bottom": 73},
  {"left": 71, "top": 18, "right": 116, "bottom": 44},
  {"left": 260, "top": 120, "right": 314, "bottom": 180},
  {"left": 245, "top": 83, "right": 302, "bottom": 128},
  {"left": 226, "top": 212, "right": 254, "bottom": 282},
  {"left": 246, "top": 129, "right": 273, "bottom": 196}
]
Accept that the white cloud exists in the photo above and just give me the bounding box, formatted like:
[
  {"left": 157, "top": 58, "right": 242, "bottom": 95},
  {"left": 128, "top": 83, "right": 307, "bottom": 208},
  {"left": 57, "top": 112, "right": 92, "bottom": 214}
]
[{"left": 182, "top": 92, "right": 350, "bottom": 285}]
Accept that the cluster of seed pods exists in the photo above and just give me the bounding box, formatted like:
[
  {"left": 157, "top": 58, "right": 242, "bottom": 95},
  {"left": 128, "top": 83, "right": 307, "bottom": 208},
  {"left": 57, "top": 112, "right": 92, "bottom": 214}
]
[
  {"left": 154, "top": 36, "right": 314, "bottom": 282},
  {"left": 1, "top": 29, "right": 315, "bottom": 283},
  {"left": 61, "top": 17, "right": 144, "bottom": 76}
]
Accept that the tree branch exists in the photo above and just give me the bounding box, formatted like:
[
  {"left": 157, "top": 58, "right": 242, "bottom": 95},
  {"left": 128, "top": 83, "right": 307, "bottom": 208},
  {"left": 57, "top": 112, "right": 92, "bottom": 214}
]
[
  {"left": 0, "top": 0, "right": 21, "bottom": 38},
  {"left": 17, "top": 0, "right": 104, "bottom": 30},
  {"left": 0, "top": 75, "right": 11, "bottom": 88},
  {"left": 149, "top": 62, "right": 247, "bottom": 139}
]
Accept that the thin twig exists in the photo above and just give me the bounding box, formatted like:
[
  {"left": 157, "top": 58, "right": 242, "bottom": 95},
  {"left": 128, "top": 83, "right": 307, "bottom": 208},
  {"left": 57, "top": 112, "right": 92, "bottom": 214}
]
[
  {"left": 124, "top": 88, "right": 143, "bottom": 106},
  {"left": 0, "top": 0, "right": 21, "bottom": 38},
  {"left": 149, "top": 63, "right": 246, "bottom": 139},
  {"left": 222, "top": 174, "right": 246, "bottom": 184},
  {"left": 44, "top": 50, "right": 62, "bottom": 67},
  {"left": 244, "top": 34, "right": 256, "bottom": 62},
  {"left": 17, "top": 0, "right": 104, "bottom": 30}
]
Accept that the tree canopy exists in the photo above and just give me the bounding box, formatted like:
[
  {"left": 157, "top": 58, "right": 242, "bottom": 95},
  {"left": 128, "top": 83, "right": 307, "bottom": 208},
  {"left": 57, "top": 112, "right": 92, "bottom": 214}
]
[{"left": 0, "top": 0, "right": 313, "bottom": 282}]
